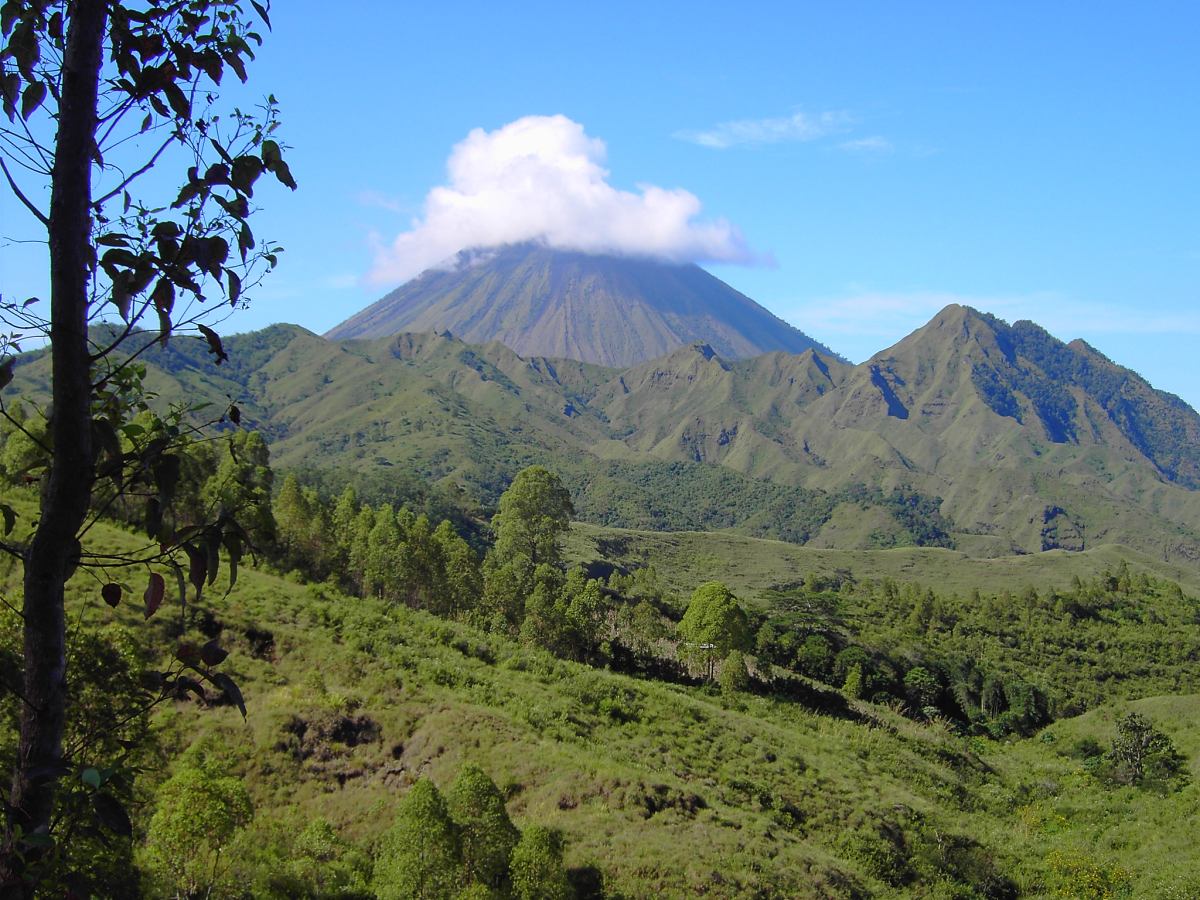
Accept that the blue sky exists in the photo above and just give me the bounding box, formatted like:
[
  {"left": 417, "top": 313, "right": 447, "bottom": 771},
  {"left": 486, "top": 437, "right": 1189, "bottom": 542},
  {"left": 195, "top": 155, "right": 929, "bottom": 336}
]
[{"left": 2, "top": 1, "right": 1197, "bottom": 406}]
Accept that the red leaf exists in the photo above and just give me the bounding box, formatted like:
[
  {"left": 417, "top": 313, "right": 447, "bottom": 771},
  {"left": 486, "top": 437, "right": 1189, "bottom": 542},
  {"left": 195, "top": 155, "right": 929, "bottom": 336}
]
[
  {"left": 200, "top": 639, "right": 228, "bottom": 667},
  {"left": 175, "top": 641, "right": 202, "bottom": 666},
  {"left": 143, "top": 573, "right": 165, "bottom": 619}
]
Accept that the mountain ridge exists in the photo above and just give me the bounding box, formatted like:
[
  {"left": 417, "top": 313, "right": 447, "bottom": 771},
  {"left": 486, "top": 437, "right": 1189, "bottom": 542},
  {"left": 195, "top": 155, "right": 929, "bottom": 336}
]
[{"left": 10, "top": 304, "right": 1200, "bottom": 563}]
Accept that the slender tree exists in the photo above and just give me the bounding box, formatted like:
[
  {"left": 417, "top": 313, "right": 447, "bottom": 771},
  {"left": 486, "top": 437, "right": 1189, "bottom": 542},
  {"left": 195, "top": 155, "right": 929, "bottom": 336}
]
[{"left": 0, "top": 0, "right": 293, "bottom": 886}]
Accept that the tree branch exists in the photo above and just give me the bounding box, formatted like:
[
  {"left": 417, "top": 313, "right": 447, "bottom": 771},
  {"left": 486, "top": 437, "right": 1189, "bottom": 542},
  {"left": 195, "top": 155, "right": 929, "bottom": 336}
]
[
  {"left": 94, "top": 135, "right": 174, "bottom": 206},
  {"left": 0, "top": 158, "right": 50, "bottom": 228}
]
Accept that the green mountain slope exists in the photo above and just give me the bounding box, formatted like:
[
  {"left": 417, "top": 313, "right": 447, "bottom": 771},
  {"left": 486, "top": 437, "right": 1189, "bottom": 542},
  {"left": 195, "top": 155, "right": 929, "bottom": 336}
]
[
  {"left": 11, "top": 505, "right": 1197, "bottom": 898},
  {"left": 11, "top": 302, "right": 1200, "bottom": 564},
  {"left": 325, "top": 244, "right": 834, "bottom": 366}
]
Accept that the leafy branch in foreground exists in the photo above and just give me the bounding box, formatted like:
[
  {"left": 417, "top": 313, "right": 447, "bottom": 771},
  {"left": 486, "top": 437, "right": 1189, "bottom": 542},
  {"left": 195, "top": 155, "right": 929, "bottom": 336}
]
[{"left": 0, "top": 0, "right": 293, "bottom": 891}]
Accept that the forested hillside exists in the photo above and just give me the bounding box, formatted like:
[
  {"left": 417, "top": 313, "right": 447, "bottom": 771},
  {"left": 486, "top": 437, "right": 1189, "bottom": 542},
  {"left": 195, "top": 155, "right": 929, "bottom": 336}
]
[
  {"left": 11, "top": 304, "right": 1200, "bottom": 564},
  {"left": 1, "top": 463, "right": 1198, "bottom": 897}
]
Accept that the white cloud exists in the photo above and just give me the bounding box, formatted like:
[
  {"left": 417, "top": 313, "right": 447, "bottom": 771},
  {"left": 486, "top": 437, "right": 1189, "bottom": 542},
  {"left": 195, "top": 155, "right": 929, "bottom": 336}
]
[
  {"left": 367, "top": 115, "right": 756, "bottom": 287},
  {"left": 838, "top": 136, "right": 893, "bottom": 154},
  {"left": 674, "top": 109, "right": 853, "bottom": 149}
]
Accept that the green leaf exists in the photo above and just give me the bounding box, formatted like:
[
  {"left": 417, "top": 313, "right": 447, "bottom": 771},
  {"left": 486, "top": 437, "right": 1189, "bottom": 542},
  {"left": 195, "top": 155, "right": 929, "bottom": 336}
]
[
  {"left": 174, "top": 675, "right": 206, "bottom": 700},
  {"left": 20, "top": 79, "right": 44, "bottom": 120},
  {"left": 0, "top": 503, "right": 15, "bottom": 535},
  {"left": 110, "top": 271, "right": 132, "bottom": 320},
  {"left": 153, "top": 452, "right": 181, "bottom": 504},
  {"left": 158, "top": 306, "right": 173, "bottom": 344},
  {"left": 209, "top": 671, "right": 247, "bottom": 719},
  {"left": 151, "top": 277, "right": 174, "bottom": 314},
  {"left": 272, "top": 159, "right": 297, "bottom": 190},
  {"left": 151, "top": 220, "right": 182, "bottom": 239},
  {"left": 184, "top": 541, "right": 207, "bottom": 598},
  {"left": 251, "top": 0, "right": 271, "bottom": 28},
  {"left": 175, "top": 641, "right": 202, "bottom": 666},
  {"left": 238, "top": 222, "right": 255, "bottom": 261},
  {"left": 226, "top": 268, "right": 241, "bottom": 306},
  {"left": 93, "top": 793, "right": 133, "bottom": 837},
  {"left": 1, "top": 71, "right": 19, "bottom": 120},
  {"left": 231, "top": 154, "right": 264, "bottom": 196},
  {"left": 81, "top": 768, "right": 103, "bottom": 789},
  {"left": 1, "top": 2, "right": 18, "bottom": 38},
  {"left": 261, "top": 138, "right": 281, "bottom": 167},
  {"left": 21, "top": 832, "right": 53, "bottom": 849},
  {"left": 222, "top": 529, "right": 242, "bottom": 590},
  {"left": 205, "top": 529, "right": 221, "bottom": 587},
  {"left": 163, "top": 81, "right": 191, "bottom": 121}
]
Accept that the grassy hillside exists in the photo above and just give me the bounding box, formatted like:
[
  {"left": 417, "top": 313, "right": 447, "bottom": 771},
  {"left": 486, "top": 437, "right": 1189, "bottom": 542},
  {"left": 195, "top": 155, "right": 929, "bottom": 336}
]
[
  {"left": 565, "top": 521, "right": 1200, "bottom": 598},
  {"left": 3, "top": 495, "right": 1198, "bottom": 897}
]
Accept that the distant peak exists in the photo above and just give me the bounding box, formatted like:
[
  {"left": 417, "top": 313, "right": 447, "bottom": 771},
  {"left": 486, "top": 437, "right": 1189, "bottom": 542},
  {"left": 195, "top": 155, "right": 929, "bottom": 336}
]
[{"left": 932, "top": 303, "right": 988, "bottom": 325}]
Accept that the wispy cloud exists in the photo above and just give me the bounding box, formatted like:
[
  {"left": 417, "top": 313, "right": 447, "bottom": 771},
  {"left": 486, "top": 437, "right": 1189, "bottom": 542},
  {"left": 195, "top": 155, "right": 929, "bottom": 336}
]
[
  {"left": 367, "top": 115, "right": 761, "bottom": 286},
  {"left": 356, "top": 190, "right": 414, "bottom": 215},
  {"left": 674, "top": 109, "right": 853, "bottom": 149},
  {"left": 838, "top": 136, "right": 893, "bottom": 154}
]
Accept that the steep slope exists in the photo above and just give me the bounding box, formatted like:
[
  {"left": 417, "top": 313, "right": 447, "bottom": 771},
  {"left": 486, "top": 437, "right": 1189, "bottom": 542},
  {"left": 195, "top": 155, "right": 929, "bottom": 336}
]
[
  {"left": 14, "top": 498, "right": 1198, "bottom": 899},
  {"left": 325, "top": 243, "right": 833, "bottom": 366}
]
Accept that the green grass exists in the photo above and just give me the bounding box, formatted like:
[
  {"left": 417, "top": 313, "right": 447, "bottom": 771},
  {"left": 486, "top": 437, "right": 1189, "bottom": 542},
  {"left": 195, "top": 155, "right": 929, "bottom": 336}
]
[
  {"left": 565, "top": 520, "right": 1200, "bottom": 598},
  {"left": 3, "top": 491, "right": 1198, "bottom": 897}
]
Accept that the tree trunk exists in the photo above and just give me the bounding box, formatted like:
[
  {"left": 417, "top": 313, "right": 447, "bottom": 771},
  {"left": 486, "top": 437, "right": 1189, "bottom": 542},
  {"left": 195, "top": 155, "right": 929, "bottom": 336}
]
[{"left": 2, "top": 0, "right": 106, "bottom": 887}]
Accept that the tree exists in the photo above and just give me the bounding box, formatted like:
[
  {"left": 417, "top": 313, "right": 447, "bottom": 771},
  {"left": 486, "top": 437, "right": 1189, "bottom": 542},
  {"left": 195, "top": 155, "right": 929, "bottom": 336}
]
[
  {"left": 842, "top": 663, "right": 865, "bottom": 699},
  {"left": 141, "top": 743, "right": 254, "bottom": 897},
  {"left": 445, "top": 764, "right": 519, "bottom": 891},
  {"left": 373, "top": 778, "right": 463, "bottom": 900},
  {"left": 0, "top": 0, "right": 292, "bottom": 885},
  {"left": 284, "top": 818, "right": 372, "bottom": 898},
  {"left": 677, "top": 581, "right": 750, "bottom": 680},
  {"left": 903, "top": 666, "right": 940, "bottom": 714},
  {"left": 489, "top": 466, "right": 573, "bottom": 569},
  {"left": 1105, "top": 711, "right": 1189, "bottom": 788},
  {"left": 719, "top": 649, "right": 751, "bottom": 695},
  {"left": 481, "top": 466, "right": 573, "bottom": 633},
  {"left": 509, "top": 825, "right": 572, "bottom": 900},
  {"left": 273, "top": 472, "right": 309, "bottom": 564},
  {"left": 431, "top": 518, "right": 480, "bottom": 617},
  {"left": 795, "top": 633, "right": 834, "bottom": 682}
]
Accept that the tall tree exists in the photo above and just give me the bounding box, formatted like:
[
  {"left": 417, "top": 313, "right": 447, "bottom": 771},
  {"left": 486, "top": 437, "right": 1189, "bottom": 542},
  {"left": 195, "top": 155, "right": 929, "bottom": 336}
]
[
  {"left": 0, "top": 0, "right": 292, "bottom": 886},
  {"left": 481, "top": 466, "right": 572, "bottom": 633},
  {"left": 373, "top": 778, "right": 463, "bottom": 900},
  {"left": 445, "top": 764, "right": 519, "bottom": 891}
]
